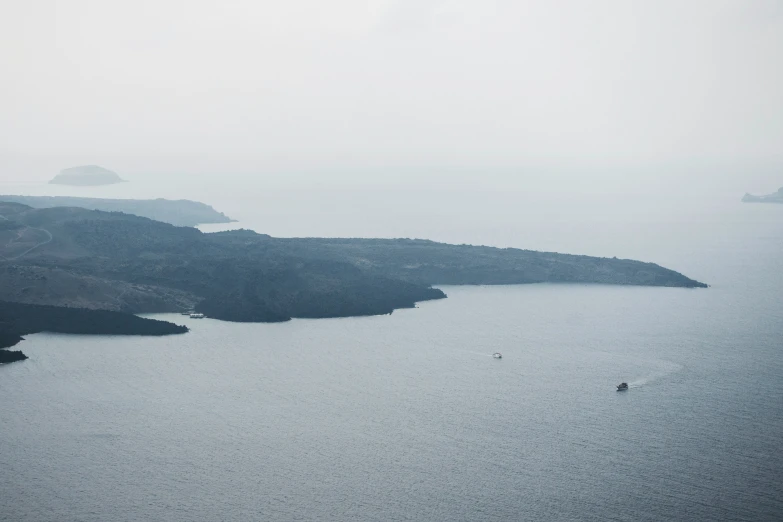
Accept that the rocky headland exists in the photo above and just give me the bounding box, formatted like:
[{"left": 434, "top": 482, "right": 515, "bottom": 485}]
[
  {"left": 0, "top": 349, "right": 28, "bottom": 364},
  {"left": 0, "top": 301, "right": 189, "bottom": 363}
]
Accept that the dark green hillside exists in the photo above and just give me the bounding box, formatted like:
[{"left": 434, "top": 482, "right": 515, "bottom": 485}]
[
  {"left": 195, "top": 260, "right": 444, "bottom": 322},
  {"left": 264, "top": 238, "right": 707, "bottom": 288},
  {"left": 0, "top": 201, "right": 706, "bottom": 325}
]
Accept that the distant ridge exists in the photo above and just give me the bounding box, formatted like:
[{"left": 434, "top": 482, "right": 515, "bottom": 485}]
[
  {"left": 49, "top": 165, "right": 125, "bottom": 186},
  {"left": 0, "top": 195, "right": 235, "bottom": 227},
  {"left": 742, "top": 187, "right": 783, "bottom": 204}
]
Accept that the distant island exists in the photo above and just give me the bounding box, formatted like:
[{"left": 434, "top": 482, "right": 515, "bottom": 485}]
[
  {"left": 742, "top": 187, "right": 783, "bottom": 204},
  {"left": 0, "top": 200, "right": 707, "bottom": 332},
  {"left": 0, "top": 195, "right": 235, "bottom": 227},
  {"left": 49, "top": 165, "right": 125, "bottom": 186}
]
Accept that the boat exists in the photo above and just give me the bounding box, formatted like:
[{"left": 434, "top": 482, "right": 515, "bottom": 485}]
[
  {"left": 617, "top": 382, "right": 629, "bottom": 391},
  {"left": 493, "top": 352, "right": 502, "bottom": 359},
  {"left": 189, "top": 313, "right": 205, "bottom": 319}
]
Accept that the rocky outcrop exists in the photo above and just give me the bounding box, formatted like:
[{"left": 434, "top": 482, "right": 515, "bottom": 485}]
[
  {"left": 0, "top": 349, "right": 28, "bottom": 364},
  {"left": 0, "top": 331, "right": 23, "bottom": 349},
  {"left": 0, "top": 301, "right": 189, "bottom": 361},
  {"left": 0, "top": 301, "right": 189, "bottom": 337}
]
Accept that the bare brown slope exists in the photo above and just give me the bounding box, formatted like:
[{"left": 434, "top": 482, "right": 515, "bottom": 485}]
[{"left": 0, "top": 265, "right": 198, "bottom": 313}]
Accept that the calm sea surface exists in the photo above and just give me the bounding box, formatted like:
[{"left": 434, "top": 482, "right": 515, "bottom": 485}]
[{"left": 1, "top": 179, "right": 782, "bottom": 521}]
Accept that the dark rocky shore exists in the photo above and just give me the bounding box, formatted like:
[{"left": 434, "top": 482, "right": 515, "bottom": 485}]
[
  {"left": 0, "top": 301, "right": 188, "bottom": 363},
  {"left": 0, "top": 349, "right": 28, "bottom": 364}
]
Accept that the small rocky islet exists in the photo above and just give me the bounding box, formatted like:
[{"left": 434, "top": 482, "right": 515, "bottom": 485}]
[{"left": 49, "top": 165, "right": 125, "bottom": 186}]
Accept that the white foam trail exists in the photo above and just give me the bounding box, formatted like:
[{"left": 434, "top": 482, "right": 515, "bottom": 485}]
[
  {"left": 629, "top": 360, "right": 683, "bottom": 388},
  {"left": 464, "top": 351, "right": 494, "bottom": 357}
]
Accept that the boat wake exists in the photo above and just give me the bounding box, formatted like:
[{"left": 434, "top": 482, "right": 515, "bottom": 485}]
[
  {"left": 628, "top": 360, "right": 683, "bottom": 388},
  {"left": 464, "top": 351, "right": 495, "bottom": 357}
]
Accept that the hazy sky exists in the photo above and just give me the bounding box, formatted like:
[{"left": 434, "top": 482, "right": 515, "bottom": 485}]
[{"left": 1, "top": 0, "right": 781, "bottom": 180}]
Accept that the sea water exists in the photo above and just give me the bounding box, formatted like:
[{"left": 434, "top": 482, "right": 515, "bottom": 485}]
[{"left": 1, "top": 177, "right": 782, "bottom": 521}]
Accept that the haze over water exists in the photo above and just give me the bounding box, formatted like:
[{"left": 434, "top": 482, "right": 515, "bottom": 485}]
[
  {"left": 3, "top": 0, "right": 783, "bottom": 518},
  {"left": 1, "top": 176, "right": 782, "bottom": 521}
]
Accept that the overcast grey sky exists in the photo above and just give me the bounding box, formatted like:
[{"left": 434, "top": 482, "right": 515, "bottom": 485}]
[{"left": 0, "top": 0, "right": 781, "bottom": 181}]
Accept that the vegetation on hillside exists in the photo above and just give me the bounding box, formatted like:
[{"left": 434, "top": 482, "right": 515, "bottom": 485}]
[{"left": 0, "top": 202, "right": 707, "bottom": 325}]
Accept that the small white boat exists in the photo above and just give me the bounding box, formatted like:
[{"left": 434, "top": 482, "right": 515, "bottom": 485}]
[
  {"left": 617, "top": 382, "right": 629, "bottom": 391},
  {"left": 189, "top": 313, "right": 205, "bottom": 319},
  {"left": 493, "top": 352, "right": 502, "bottom": 359}
]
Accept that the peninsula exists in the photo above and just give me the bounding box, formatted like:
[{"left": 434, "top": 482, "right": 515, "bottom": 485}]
[
  {"left": 742, "top": 187, "right": 783, "bottom": 204},
  {"left": 0, "top": 195, "right": 235, "bottom": 227},
  {"left": 49, "top": 165, "right": 125, "bottom": 186},
  {"left": 0, "top": 200, "right": 707, "bottom": 329},
  {"left": 0, "top": 301, "right": 188, "bottom": 363},
  {"left": 0, "top": 349, "right": 28, "bottom": 364}
]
